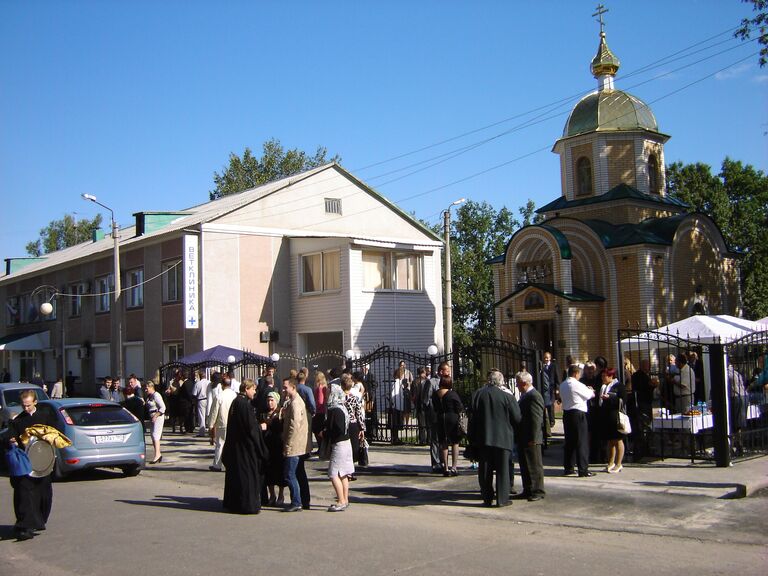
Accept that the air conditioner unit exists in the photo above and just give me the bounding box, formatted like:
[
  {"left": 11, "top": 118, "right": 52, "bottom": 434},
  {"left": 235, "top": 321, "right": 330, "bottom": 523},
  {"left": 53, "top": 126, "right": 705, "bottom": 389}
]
[
  {"left": 259, "top": 331, "right": 271, "bottom": 343},
  {"left": 77, "top": 347, "right": 90, "bottom": 360}
]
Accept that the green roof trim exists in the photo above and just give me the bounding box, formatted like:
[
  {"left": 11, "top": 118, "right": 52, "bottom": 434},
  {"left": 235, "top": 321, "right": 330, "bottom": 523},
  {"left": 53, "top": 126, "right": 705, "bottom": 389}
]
[
  {"left": 538, "top": 224, "right": 572, "bottom": 259},
  {"left": 4, "top": 257, "right": 47, "bottom": 275},
  {"left": 494, "top": 282, "right": 605, "bottom": 307},
  {"left": 536, "top": 183, "right": 689, "bottom": 214}
]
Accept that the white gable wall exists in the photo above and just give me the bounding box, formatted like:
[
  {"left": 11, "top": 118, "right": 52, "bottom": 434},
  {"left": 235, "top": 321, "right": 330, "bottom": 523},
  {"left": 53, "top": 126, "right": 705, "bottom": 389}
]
[{"left": 215, "top": 167, "right": 437, "bottom": 244}]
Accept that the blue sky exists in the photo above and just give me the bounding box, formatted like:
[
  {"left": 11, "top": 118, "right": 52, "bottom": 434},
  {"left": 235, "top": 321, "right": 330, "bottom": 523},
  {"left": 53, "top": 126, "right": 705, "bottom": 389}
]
[{"left": 1, "top": 0, "right": 766, "bottom": 261}]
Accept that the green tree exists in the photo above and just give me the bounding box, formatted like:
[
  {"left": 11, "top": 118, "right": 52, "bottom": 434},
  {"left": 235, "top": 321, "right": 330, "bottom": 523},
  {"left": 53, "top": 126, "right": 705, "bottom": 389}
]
[
  {"left": 446, "top": 200, "right": 528, "bottom": 347},
  {"left": 736, "top": 0, "right": 768, "bottom": 66},
  {"left": 210, "top": 138, "right": 341, "bottom": 200},
  {"left": 667, "top": 158, "right": 768, "bottom": 318},
  {"left": 26, "top": 213, "right": 103, "bottom": 257}
]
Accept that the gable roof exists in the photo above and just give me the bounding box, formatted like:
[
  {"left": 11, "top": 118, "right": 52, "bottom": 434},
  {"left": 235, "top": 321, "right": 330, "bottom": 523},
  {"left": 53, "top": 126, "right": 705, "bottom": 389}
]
[
  {"left": 494, "top": 282, "right": 605, "bottom": 307},
  {"left": 536, "top": 183, "right": 689, "bottom": 214},
  {"left": 1, "top": 163, "right": 441, "bottom": 283}
]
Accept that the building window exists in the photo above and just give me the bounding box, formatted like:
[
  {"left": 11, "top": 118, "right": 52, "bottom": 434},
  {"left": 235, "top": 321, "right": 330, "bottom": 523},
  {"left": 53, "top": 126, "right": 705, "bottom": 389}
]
[
  {"left": 95, "top": 275, "right": 113, "bottom": 313},
  {"left": 325, "top": 198, "right": 342, "bottom": 215},
  {"left": 362, "top": 250, "right": 423, "bottom": 291},
  {"left": 524, "top": 291, "right": 545, "bottom": 310},
  {"left": 164, "top": 342, "right": 184, "bottom": 363},
  {"left": 162, "top": 261, "right": 183, "bottom": 303},
  {"left": 125, "top": 268, "right": 144, "bottom": 309},
  {"left": 576, "top": 157, "right": 593, "bottom": 196},
  {"left": 69, "top": 283, "right": 85, "bottom": 317},
  {"left": 301, "top": 251, "right": 340, "bottom": 294},
  {"left": 394, "top": 253, "right": 422, "bottom": 290},
  {"left": 648, "top": 153, "right": 660, "bottom": 194},
  {"left": 6, "top": 295, "right": 20, "bottom": 326}
]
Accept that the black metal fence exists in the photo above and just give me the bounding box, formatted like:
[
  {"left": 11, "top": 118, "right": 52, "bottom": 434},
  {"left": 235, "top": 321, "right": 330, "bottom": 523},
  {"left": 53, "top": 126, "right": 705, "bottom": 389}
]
[
  {"left": 350, "top": 340, "right": 537, "bottom": 444},
  {"left": 618, "top": 327, "right": 768, "bottom": 463}
]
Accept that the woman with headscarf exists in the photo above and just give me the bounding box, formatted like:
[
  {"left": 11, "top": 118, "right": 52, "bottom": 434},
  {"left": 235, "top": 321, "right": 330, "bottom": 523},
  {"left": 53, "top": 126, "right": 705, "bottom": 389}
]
[
  {"left": 324, "top": 384, "right": 354, "bottom": 511},
  {"left": 261, "top": 390, "right": 286, "bottom": 506},
  {"left": 221, "top": 379, "right": 268, "bottom": 514}
]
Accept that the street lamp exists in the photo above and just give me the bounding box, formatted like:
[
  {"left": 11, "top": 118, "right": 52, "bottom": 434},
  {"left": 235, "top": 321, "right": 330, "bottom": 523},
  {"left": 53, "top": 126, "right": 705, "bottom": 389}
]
[
  {"left": 442, "top": 198, "right": 465, "bottom": 357},
  {"left": 32, "top": 285, "right": 65, "bottom": 389},
  {"left": 81, "top": 193, "right": 123, "bottom": 383},
  {"left": 345, "top": 349, "right": 355, "bottom": 371}
]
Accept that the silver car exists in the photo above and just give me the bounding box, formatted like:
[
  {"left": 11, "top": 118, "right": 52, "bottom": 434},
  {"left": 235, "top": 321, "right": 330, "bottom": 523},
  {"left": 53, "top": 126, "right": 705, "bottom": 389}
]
[
  {"left": 34, "top": 398, "right": 146, "bottom": 479},
  {"left": 0, "top": 382, "right": 49, "bottom": 430}
]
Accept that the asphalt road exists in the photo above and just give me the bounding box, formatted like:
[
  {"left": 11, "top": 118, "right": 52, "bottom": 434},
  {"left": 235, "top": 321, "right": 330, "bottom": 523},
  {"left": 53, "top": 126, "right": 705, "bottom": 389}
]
[{"left": 1, "top": 435, "right": 766, "bottom": 576}]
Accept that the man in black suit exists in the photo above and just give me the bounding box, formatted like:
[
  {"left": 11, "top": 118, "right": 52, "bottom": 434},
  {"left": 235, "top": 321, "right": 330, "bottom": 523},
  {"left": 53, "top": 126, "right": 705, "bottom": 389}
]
[
  {"left": 469, "top": 369, "right": 521, "bottom": 507},
  {"left": 514, "top": 371, "right": 546, "bottom": 501}
]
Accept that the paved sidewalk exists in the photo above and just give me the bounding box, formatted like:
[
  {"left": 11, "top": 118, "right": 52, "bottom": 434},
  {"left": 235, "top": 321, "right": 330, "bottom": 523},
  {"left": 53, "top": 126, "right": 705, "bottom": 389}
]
[{"left": 149, "top": 427, "right": 768, "bottom": 501}]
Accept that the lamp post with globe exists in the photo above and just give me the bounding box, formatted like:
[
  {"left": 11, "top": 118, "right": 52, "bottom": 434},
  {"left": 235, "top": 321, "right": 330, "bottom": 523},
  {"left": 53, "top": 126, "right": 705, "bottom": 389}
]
[{"left": 31, "top": 285, "right": 65, "bottom": 388}]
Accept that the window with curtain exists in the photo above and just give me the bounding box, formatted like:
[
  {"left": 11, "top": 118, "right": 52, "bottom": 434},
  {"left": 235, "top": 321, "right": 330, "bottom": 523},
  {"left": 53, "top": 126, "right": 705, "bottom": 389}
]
[
  {"left": 323, "top": 251, "right": 340, "bottom": 290},
  {"left": 302, "top": 253, "right": 322, "bottom": 293},
  {"left": 362, "top": 251, "right": 391, "bottom": 290},
  {"left": 363, "top": 250, "right": 422, "bottom": 291},
  {"left": 394, "top": 253, "right": 421, "bottom": 290},
  {"left": 301, "top": 251, "right": 341, "bottom": 294}
]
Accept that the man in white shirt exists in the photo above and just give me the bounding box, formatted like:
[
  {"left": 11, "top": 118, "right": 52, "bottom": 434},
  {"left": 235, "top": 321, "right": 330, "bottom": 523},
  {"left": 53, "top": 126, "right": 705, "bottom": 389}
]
[
  {"left": 192, "top": 369, "right": 211, "bottom": 437},
  {"left": 673, "top": 355, "right": 696, "bottom": 413},
  {"left": 226, "top": 371, "right": 241, "bottom": 395},
  {"left": 206, "top": 376, "right": 237, "bottom": 472},
  {"left": 559, "top": 364, "right": 595, "bottom": 477}
]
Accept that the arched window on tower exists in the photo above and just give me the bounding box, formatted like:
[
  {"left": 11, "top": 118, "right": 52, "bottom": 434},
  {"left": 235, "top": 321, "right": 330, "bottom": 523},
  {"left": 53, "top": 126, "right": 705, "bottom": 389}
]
[
  {"left": 576, "top": 157, "right": 593, "bottom": 196},
  {"left": 648, "top": 153, "right": 660, "bottom": 194}
]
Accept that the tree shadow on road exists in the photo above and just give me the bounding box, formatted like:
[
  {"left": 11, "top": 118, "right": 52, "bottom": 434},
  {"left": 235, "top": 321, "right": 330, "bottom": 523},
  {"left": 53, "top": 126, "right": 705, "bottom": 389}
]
[{"left": 116, "top": 495, "right": 223, "bottom": 513}]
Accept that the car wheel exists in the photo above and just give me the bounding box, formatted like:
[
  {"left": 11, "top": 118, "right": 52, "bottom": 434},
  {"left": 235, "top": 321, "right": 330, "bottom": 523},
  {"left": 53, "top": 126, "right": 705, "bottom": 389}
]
[
  {"left": 122, "top": 465, "right": 141, "bottom": 477},
  {"left": 52, "top": 458, "right": 67, "bottom": 482}
]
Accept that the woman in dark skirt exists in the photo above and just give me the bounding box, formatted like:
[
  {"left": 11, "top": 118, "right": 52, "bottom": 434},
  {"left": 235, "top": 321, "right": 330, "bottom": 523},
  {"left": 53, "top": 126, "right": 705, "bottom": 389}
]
[
  {"left": 599, "top": 368, "right": 626, "bottom": 473},
  {"left": 261, "top": 391, "right": 286, "bottom": 505},
  {"left": 433, "top": 377, "right": 464, "bottom": 476}
]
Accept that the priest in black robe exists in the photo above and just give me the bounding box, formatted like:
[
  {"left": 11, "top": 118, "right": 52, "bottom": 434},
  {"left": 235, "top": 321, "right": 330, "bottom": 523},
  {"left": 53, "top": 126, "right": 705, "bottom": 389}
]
[
  {"left": 221, "top": 379, "right": 268, "bottom": 514},
  {"left": 2, "top": 389, "right": 57, "bottom": 540}
]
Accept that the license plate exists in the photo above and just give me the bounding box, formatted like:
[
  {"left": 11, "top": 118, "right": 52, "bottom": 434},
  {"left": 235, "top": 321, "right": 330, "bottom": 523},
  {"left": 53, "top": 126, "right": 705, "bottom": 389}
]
[{"left": 95, "top": 434, "right": 125, "bottom": 444}]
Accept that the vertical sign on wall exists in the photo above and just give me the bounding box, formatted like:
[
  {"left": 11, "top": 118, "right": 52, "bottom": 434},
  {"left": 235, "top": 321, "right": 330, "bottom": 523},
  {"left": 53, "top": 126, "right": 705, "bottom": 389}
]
[{"left": 184, "top": 235, "right": 199, "bottom": 329}]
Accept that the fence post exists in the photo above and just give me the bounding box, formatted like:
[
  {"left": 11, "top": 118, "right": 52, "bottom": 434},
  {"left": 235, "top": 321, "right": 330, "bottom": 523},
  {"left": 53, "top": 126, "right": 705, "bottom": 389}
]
[{"left": 709, "top": 343, "right": 731, "bottom": 467}]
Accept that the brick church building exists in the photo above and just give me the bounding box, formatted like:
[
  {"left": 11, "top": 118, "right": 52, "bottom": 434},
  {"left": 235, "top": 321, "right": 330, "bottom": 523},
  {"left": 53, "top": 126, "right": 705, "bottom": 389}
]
[{"left": 489, "top": 24, "right": 740, "bottom": 366}]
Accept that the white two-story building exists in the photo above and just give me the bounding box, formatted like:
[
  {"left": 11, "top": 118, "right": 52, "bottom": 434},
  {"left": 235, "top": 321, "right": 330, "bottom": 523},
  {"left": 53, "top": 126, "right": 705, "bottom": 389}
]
[{"left": 0, "top": 163, "right": 444, "bottom": 391}]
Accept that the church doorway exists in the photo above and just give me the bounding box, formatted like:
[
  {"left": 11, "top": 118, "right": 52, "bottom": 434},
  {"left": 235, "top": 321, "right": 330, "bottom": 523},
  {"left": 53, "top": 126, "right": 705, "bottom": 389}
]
[{"left": 520, "top": 321, "right": 553, "bottom": 351}]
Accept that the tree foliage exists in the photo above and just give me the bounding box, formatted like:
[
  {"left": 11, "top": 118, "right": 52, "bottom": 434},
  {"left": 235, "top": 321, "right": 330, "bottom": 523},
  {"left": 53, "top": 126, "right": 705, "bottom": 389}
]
[
  {"left": 736, "top": 0, "right": 768, "bottom": 66},
  {"left": 210, "top": 138, "right": 341, "bottom": 200},
  {"left": 667, "top": 158, "right": 768, "bottom": 318},
  {"left": 440, "top": 200, "right": 533, "bottom": 347},
  {"left": 25, "top": 213, "right": 103, "bottom": 257}
]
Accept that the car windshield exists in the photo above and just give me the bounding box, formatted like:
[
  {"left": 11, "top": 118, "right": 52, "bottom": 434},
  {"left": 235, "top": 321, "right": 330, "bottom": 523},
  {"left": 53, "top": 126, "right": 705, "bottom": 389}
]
[
  {"left": 65, "top": 405, "right": 136, "bottom": 427},
  {"left": 3, "top": 388, "right": 49, "bottom": 407}
]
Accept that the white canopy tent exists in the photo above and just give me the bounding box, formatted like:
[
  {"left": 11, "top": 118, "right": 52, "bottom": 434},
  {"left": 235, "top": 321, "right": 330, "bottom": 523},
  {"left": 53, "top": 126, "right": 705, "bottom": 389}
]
[
  {"left": 618, "top": 315, "right": 766, "bottom": 403},
  {"left": 619, "top": 315, "right": 766, "bottom": 347}
]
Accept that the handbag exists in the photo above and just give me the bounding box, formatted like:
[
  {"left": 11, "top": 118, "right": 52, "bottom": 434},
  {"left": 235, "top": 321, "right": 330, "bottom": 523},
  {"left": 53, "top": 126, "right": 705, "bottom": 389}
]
[
  {"left": 617, "top": 399, "right": 632, "bottom": 434},
  {"left": 318, "top": 435, "right": 332, "bottom": 460},
  {"left": 357, "top": 438, "right": 369, "bottom": 467},
  {"left": 5, "top": 443, "right": 33, "bottom": 477},
  {"left": 458, "top": 412, "right": 469, "bottom": 437}
]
